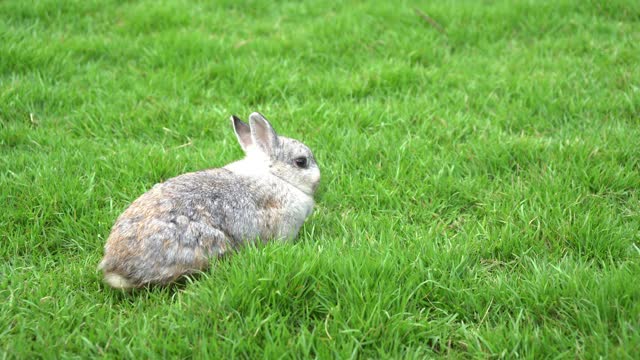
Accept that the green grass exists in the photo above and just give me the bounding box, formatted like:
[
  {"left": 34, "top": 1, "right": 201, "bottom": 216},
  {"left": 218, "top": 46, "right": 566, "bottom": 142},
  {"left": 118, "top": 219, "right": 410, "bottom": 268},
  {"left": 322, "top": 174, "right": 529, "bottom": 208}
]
[{"left": 1, "top": 0, "right": 640, "bottom": 357}]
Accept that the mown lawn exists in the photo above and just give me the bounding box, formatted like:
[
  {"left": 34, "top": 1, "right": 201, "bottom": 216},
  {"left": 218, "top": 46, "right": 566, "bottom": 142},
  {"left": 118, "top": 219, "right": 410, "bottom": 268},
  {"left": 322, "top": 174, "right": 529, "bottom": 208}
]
[{"left": 1, "top": 0, "right": 639, "bottom": 358}]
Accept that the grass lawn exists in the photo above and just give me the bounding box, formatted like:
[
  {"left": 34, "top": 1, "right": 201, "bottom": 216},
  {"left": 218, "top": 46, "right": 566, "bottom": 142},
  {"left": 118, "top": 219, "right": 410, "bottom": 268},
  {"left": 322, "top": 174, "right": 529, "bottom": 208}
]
[{"left": 2, "top": 0, "right": 640, "bottom": 357}]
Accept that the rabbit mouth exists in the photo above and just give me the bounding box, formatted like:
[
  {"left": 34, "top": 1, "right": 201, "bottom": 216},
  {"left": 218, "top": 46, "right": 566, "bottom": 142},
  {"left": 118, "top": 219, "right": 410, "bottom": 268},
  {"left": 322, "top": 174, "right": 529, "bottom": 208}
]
[
  {"left": 311, "top": 180, "right": 320, "bottom": 194},
  {"left": 272, "top": 173, "right": 317, "bottom": 197}
]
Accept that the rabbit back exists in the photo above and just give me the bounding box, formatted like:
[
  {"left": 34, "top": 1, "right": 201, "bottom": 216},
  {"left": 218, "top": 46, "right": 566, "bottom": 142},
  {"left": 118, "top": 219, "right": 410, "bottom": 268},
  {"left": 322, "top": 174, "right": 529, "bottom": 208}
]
[{"left": 99, "top": 168, "right": 286, "bottom": 288}]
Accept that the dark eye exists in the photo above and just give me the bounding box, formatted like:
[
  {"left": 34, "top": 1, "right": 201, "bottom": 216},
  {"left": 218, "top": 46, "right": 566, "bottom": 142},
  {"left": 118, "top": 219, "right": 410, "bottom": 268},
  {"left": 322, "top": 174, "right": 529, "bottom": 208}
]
[{"left": 294, "top": 157, "right": 308, "bottom": 168}]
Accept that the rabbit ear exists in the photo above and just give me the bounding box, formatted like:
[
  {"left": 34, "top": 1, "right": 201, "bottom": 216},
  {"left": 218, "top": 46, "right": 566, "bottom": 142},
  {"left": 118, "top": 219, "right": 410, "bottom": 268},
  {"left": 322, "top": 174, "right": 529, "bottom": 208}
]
[
  {"left": 249, "top": 112, "right": 279, "bottom": 155},
  {"left": 231, "top": 115, "right": 253, "bottom": 151}
]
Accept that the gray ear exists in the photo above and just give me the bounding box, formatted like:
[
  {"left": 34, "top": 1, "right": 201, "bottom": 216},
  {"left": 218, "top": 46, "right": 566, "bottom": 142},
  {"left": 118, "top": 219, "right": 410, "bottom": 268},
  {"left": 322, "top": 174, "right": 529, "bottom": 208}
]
[
  {"left": 249, "top": 112, "right": 279, "bottom": 155},
  {"left": 231, "top": 115, "right": 252, "bottom": 151}
]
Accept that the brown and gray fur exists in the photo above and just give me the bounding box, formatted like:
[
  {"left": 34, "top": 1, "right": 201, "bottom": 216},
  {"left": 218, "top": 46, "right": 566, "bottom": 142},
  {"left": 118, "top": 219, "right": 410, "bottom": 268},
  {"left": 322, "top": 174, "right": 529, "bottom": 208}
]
[{"left": 98, "top": 112, "right": 320, "bottom": 289}]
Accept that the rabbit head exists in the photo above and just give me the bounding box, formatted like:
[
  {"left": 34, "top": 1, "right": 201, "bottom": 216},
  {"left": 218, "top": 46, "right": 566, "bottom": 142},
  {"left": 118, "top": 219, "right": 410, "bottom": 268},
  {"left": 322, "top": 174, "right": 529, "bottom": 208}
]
[{"left": 230, "top": 112, "right": 320, "bottom": 196}]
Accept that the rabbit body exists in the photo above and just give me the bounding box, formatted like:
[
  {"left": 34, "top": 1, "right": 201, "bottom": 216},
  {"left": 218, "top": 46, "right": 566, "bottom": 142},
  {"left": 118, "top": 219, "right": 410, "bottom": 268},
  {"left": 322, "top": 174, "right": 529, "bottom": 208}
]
[{"left": 98, "top": 113, "right": 320, "bottom": 289}]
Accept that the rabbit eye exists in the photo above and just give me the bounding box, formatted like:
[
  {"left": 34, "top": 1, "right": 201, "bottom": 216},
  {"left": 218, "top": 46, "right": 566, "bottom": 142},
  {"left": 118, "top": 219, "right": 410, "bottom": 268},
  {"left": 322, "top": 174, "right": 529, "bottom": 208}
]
[{"left": 294, "top": 157, "right": 308, "bottom": 169}]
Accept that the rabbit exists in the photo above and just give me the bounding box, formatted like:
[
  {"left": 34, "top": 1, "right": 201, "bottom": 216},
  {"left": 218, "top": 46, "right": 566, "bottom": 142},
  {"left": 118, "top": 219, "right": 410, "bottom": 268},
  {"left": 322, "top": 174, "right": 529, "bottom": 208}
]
[{"left": 98, "top": 112, "right": 320, "bottom": 289}]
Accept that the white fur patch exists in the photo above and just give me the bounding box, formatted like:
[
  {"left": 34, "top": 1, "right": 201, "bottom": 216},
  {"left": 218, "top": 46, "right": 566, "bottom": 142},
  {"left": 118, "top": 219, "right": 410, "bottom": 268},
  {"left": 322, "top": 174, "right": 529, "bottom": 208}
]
[
  {"left": 104, "top": 273, "right": 134, "bottom": 289},
  {"left": 223, "top": 151, "right": 270, "bottom": 177}
]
